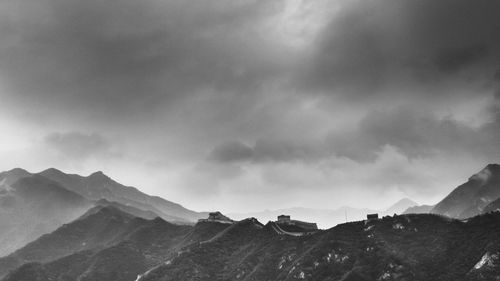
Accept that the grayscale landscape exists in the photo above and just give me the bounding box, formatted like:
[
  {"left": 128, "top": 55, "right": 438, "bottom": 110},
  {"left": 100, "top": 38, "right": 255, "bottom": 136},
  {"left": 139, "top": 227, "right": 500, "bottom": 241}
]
[{"left": 1, "top": 0, "right": 500, "bottom": 280}]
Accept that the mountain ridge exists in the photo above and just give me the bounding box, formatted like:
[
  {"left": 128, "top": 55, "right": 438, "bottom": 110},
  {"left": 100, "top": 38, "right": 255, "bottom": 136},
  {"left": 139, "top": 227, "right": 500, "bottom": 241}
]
[
  {"left": 0, "top": 172, "right": 92, "bottom": 256},
  {"left": 37, "top": 167, "right": 206, "bottom": 223},
  {"left": 431, "top": 164, "right": 500, "bottom": 219},
  {"left": 2, "top": 164, "right": 500, "bottom": 280}
]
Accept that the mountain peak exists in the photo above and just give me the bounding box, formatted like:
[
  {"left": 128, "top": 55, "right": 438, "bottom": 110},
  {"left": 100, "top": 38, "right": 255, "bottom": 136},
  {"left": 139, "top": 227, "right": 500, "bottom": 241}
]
[
  {"left": 7, "top": 167, "right": 30, "bottom": 174},
  {"left": 384, "top": 198, "right": 418, "bottom": 214},
  {"left": 40, "top": 167, "right": 64, "bottom": 174},
  {"left": 395, "top": 198, "right": 418, "bottom": 205},
  {"left": 87, "top": 171, "right": 109, "bottom": 179},
  {"left": 485, "top": 163, "right": 500, "bottom": 174},
  {"left": 2, "top": 168, "right": 31, "bottom": 178},
  {"left": 469, "top": 164, "right": 500, "bottom": 183},
  {"left": 78, "top": 204, "right": 133, "bottom": 222},
  {"left": 0, "top": 168, "right": 32, "bottom": 186},
  {"left": 432, "top": 163, "right": 500, "bottom": 219}
]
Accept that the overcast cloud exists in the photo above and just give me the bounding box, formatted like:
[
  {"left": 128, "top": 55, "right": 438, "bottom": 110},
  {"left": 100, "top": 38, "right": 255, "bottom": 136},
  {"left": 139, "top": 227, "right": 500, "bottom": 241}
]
[{"left": 1, "top": 0, "right": 500, "bottom": 214}]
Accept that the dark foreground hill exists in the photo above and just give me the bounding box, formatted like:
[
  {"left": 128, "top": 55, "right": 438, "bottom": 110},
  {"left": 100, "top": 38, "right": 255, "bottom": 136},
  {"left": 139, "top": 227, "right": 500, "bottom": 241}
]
[
  {"left": 4, "top": 209, "right": 500, "bottom": 281},
  {"left": 0, "top": 206, "right": 229, "bottom": 280},
  {"left": 138, "top": 213, "right": 500, "bottom": 281},
  {"left": 0, "top": 167, "right": 207, "bottom": 256}
]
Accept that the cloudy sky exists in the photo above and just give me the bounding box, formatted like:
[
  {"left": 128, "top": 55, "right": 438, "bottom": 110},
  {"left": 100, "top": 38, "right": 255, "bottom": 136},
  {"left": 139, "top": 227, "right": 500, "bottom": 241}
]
[{"left": 1, "top": 0, "right": 500, "bottom": 213}]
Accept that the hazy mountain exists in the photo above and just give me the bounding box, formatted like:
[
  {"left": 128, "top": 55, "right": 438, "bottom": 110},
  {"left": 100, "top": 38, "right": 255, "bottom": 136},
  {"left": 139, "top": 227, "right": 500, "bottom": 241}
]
[
  {"left": 431, "top": 164, "right": 500, "bottom": 219},
  {"left": 38, "top": 168, "right": 205, "bottom": 223},
  {"left": 5, "top": 204, "right": 500, "bottom": 281},
  {"left": 482, "top": 197, "right": 500, "bottom": 214},
  {"left": 94, "top": 199, "right": 159, "bottom": 220},
  {"left": 0, "top": 171, "right": 91, "bottom": 256},
  {"left": 0, "top": 205, "right": 193, "bottom": 279},
  {"left": 0, "top": 207, "right": 225, "bottom": 281},
  {"left": 0, "top": 168, "right": 31, "bottom": 188},
  {"left": 4, "top": 164, "right": 500, "bottom": 280},
  {"left": 382, "top": 198, "right": 418, "bottom": 215},
  {"left": 403, "top": 204, "right": 434, "bottom": 214},
  {"left": 0, "top": 167, "right": 208, "bottom": 257}
]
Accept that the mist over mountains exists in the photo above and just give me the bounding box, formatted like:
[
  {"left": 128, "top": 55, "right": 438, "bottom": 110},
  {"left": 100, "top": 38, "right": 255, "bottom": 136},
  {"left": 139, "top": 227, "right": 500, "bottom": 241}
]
[
  {"left": 0, "top": 170, "right": 91, "bottom": 256},
  {"left": 0, "top": 164, "right": 499, "bottom": 280},
  {"left": 0, "top": 168, "right": 206, "bottom": 257},
  {"left": 2, "top": 0, "right": 500, "bottom": 279},
  {"left": 431, "top": 164, "right": 500, "bottom": 219},
  {"left": 37, "top": 168, "right": 206, "bottom": 223}
]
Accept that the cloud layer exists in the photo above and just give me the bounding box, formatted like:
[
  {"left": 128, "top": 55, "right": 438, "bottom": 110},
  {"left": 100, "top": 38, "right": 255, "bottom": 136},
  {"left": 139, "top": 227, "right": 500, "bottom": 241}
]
[{"left": 1, "top": 0, "right": 500, "bottom": 214}]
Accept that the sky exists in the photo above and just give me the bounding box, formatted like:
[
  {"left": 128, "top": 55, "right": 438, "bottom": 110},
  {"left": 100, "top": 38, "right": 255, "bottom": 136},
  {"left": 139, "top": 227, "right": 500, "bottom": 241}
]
[{"left": 1, "top": 0, "right": 500, "bottom": 213}]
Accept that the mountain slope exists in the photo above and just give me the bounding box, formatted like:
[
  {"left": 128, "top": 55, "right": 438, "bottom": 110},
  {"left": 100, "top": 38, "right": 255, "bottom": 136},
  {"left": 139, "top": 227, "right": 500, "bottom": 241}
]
[
  {"left": 95, "top": 199, "right": 159, "bottom": 220},
  {"left": 0, "top": 168, "right": 31, "bottom": 188},
  {"left": 403, "top": 204, "right": 434, "bottom": 214},
  {"left": 5, "top": 211, "right": 500, "bottom": 281},
  {"left": 138, "top": 213, "right": 500, "bottom": 281},
  {"left": 382, "top": 198, "right": 418, "bottom": 215},
  {"left": 431, "top": 164, "right": 500, "bottom": 219},
  {"left": 482, "top": 197, "right": 500, "bottom": 214},
  {"left": 38, "top": 168, "right": 205, "bottom": 222},
  {"left": 0, "top": 205, "right": 135, "bottom": 277},
  {"left": 0, "top": 205, "right": 193, "bottom": 279},
  {"left": 0, "top": 173, "right": 91, "bottom": 256}
]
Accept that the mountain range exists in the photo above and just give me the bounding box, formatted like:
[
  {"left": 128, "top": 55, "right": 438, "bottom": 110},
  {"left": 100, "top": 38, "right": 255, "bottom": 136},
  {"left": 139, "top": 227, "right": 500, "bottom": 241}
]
[
  {"left": 3, "top": 205, "right": 500, "bottom": 281},
  {"left": 1, "top": 164, "right": 500, "bottom": 280},
  {"left": 37, "top": 168, "right": 206, "bottom": 223},
  {"left": 0, "top": 168, "right": 206, "bottom": 257},
  {"left": 0, "top": 170, "right": 91, "bottom": 256}
]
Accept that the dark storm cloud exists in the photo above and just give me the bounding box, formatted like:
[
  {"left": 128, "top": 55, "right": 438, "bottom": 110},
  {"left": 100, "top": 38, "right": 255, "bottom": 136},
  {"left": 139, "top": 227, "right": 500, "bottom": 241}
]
[
  {"left": 208, "top": 139, "right": 328, "bottom": 164},
  {"left": 44, "top": 132, "right": 112, "bottom": 159},
  {"left": 300, "top": 0, "right": 500, "bottom": 100},
  {"left": 327, "top": 108, "right": 492, "bottom": 162},
  {"left": 433, "top": 46, "right": 489, "bottom": 74},
  {"left": 211, "top": 106, "right": 500, "bottom": 165},
  {"left": 2, "top": 0, "right": 500, "bottom": 211},
  {"left": 252, "top": 139, "right": 327, "bottom": 162},
  {"left": 0, "top": 0, "right": 285, "bottom": 116},
  {"left": 209, "top": 141, "right": 254, "bottom": 163}
]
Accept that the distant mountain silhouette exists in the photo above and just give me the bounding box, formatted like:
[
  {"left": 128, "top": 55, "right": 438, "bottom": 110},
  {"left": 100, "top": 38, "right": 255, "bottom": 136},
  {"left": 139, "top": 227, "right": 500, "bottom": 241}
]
[
  {"left": 3, "top": 164, "right": 500, "bottom": 280},
  {"left": 0, "top": 168, "right": 31, "bottom": 187},
  {"left": 0, "top": 170, "right": 91, "bottom": 256},
  {"left": 0, "top": 205, "right": 194, "bottom": 279},
  {"left": 95, "top": 199, "right": 159, "bottom": 220},
  {"left": 38, "top": 168, "right": 206, "bottom": 223},
  {"left": 431, "top": 164, "right": 500, "bottom": 219},
  {"left": 0, "top": 206, "right": 226, "bottom": 281},
  {"left": 403, "top": 204, "right": 434, "bottom": 214},
  {"left": 3, "top": 167, "right": 500, "bottom": 281},
  {"left": 382, "top": 198, "right": 418, "bottom": 215},
  {"left": 0, "top": 167, "right": 207, "bottom": 257}
]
